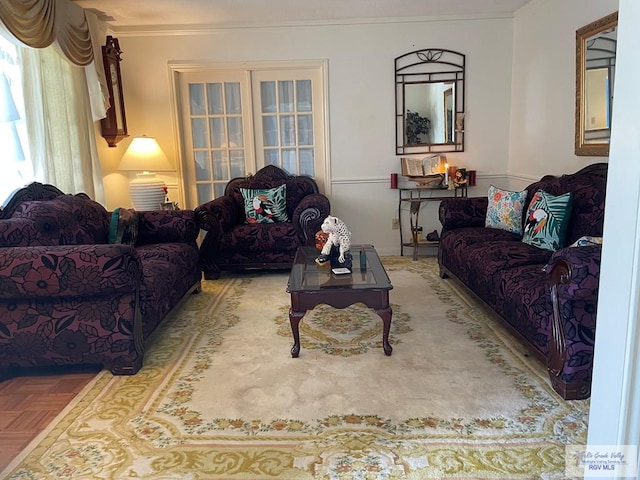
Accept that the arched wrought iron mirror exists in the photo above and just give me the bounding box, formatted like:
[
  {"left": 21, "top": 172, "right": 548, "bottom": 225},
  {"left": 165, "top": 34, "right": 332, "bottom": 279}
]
[
  {"left": 575, "top": 12, "right": 617, "bottom": 156},
  {"left": 395, "top": 49, "right": 465, "bottom": 155}
]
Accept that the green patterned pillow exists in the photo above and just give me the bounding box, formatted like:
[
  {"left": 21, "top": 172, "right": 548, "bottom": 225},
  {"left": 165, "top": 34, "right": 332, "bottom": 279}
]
[
  {"left": 522, "top": 190, "right": 573, "bottom": 251},
  {"left": 240, "top": 185, "right": 289, "bottom": 224},
  {"left": 485, "top": 185, "right": 528, "bottom": 235}
]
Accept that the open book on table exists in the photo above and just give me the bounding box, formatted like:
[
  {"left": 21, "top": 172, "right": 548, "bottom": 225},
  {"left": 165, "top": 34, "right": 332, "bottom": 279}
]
[{"left": 400, "top": 155, "right": 447, "bottom": 177}]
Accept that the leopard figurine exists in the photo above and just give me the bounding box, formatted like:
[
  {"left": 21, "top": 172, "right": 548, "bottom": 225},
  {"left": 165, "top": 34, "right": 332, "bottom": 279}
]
[{"left": 317, "top": 215, "right": 351, "bottom": 264}]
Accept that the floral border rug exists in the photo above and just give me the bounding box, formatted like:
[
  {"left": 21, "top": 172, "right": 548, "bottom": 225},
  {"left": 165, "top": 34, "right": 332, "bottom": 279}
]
[{"left": 1, "top": 257, "right": 588, "bottom": 479}]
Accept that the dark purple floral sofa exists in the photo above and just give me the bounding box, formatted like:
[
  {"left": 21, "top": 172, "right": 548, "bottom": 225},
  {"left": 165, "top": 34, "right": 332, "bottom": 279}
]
[
  {"left": 195, "top": 165, "right": 330, "bottom": 279},
  {"left": 437, "top": 163, "right": 607, "bottom": 400},
  {"left": 0, "top": 182, "right": 201, "bottom": 379}
]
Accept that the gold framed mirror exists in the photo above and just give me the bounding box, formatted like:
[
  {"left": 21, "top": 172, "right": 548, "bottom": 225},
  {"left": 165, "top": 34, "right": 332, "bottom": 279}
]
[{"left": 575, "top": 12, "right": 617, "bottom": 156}]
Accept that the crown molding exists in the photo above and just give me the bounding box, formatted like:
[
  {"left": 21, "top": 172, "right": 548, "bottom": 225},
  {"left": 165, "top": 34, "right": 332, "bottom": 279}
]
[{"left": 109, "top": 12, "right": 516, "bottom": 37}]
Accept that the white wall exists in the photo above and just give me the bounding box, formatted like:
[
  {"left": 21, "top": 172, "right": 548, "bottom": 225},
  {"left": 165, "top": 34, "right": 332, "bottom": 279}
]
[
  {"left": 99, "top": 16, "right": 515, "bottom": 254},
  {"left": 508, "top": 0, "right": 618, "bottom": 191}
]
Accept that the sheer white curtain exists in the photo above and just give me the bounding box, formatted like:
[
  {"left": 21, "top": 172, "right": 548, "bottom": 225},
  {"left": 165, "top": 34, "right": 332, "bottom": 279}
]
[
  {"left": 0, "top": 0, "right": 106, "bottom": 205},
  {"left": 20, "top": 45, "right": 104, "bottom": 202}
]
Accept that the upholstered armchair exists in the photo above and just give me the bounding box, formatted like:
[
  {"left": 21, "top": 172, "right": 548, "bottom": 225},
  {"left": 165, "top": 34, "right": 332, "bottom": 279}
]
[
  {"left": 0, "top": 182, "right": 201, "bottom": 378},
  {"left": 195, "top": 165, "right": 330, "bottom": 279}
]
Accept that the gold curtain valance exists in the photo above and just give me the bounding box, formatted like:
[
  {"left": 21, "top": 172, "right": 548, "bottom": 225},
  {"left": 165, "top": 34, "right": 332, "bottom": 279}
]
[{"left": 0, "top": 0, "right": 93, "bottom": 66}]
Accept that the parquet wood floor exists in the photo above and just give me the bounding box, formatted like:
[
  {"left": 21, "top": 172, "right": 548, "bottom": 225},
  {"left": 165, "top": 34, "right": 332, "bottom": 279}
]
[{"left": 0, "top": 367, "right": 100, "bottom": 470}]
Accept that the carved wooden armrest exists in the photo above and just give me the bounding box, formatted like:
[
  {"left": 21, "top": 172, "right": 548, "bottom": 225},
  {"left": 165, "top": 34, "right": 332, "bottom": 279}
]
[{"left": 545, "top": 245, "right": 601, "bottom": 378}]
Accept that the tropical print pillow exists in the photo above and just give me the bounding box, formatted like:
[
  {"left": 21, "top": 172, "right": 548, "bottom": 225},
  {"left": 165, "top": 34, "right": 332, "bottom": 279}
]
[
  {"left": 485, "top": 185, "right": 528, "bottom": 235},
  {"left": 240, "top": 184, "right": 289, "bottom": 224},
  {"left": 522, "top": 190, "right": 573, "bottom": 251}
]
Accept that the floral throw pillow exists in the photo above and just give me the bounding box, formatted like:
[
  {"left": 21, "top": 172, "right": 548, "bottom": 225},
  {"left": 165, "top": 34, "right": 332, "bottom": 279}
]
[
  {"left": 240, "top": 184, "right": 289, "bottom": 224},
  {"left": 108, "top": 208, "right": 139, "bottom": 245},
  {"left": 522, "top": 190, "right": 573, "bottom": 251},
  {"left": 485, "top": 185, "right": 528, "bottom": 235}
]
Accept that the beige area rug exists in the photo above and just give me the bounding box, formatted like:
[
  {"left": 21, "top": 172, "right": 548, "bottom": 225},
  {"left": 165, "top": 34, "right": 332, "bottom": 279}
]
[{"left": 1, "top": 257, "right": 589, "bottom": 479}]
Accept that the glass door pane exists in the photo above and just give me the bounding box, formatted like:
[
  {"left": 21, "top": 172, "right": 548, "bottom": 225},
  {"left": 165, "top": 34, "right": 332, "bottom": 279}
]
[
  {"left": 206, "top": 83, "right": 222, "bottom": 114},
  {"left": 296, "top": 80, "right": 312, "bottom": 111},
  {"left": 189, "top": 84, "right": 206, "bottom": 115},
  {"left": 278, "top": 81, "right": 294, "bottom": 112},
  {"left": 260, "top": 81, "right": 277, "bottom": 113}
]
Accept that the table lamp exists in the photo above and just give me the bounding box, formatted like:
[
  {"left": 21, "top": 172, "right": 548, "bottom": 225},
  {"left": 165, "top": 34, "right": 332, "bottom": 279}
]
[{"left": 118, "top": 136, "right": 174, "bottom": 210}]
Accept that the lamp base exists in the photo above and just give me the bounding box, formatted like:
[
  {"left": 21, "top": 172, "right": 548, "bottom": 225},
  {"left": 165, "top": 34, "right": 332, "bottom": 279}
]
[{"left": 129, "top": 172, "right": 166, "bottom": 211}]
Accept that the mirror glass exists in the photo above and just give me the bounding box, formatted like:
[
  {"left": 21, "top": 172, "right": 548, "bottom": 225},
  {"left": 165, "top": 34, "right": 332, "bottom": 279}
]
[
  {"left": 444, "top": 87, "right": 454, "bottom": 143},
  {"left": 395, "top": 49, "right": 465, "bottom": 155},
  {"left": 575, "top": 12, "right": 617, "bottom": 156},
  {"left": 404, "top": 82, "right": 456, "bottom": 145}
]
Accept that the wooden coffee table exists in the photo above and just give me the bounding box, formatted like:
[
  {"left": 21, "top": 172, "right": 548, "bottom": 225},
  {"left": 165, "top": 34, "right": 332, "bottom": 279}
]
[{"left": 286, "top": 244, "right": 393, "bottom": 358}]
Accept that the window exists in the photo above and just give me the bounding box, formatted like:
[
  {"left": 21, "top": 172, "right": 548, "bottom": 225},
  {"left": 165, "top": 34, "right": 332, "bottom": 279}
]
[
  {"left": 0, "top": 35, "right": 32, "bottom": 205},
  {"left": 174, "top": 62, "right": 328, "bottom": 208},
  {"left": 0, "top": 34, "right": 103, "bottom": 206}
]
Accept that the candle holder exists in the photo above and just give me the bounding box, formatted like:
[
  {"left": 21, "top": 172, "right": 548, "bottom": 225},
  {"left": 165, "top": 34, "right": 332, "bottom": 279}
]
[{"left": 390, "top": 173, "right": 398, "bottom": 189}]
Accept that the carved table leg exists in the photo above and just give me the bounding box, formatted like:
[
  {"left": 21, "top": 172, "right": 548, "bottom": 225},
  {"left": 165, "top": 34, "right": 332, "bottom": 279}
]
[
  {"left": 289, "top": 309, "right": 305, "bottom": 358},
  {"left": 376, "top": 307, "right": 393, "bottom": 356}
]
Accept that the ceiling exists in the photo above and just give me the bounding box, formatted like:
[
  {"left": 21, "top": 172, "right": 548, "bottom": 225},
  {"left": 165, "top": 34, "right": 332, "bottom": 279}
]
[{"left": 71, "top": 0, "right": 533, "bottom": 32}]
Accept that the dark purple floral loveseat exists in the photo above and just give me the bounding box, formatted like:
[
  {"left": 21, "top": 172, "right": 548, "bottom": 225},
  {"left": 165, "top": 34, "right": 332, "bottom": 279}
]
[
  {"left": 195, "top": 165, "right": 330, "bottom": 279},
  {"left": 438, "top": 163, "right": 607, "bottom": 400},
  {"left": 0, "top": 182, "right": 201, "bottom": 379}
]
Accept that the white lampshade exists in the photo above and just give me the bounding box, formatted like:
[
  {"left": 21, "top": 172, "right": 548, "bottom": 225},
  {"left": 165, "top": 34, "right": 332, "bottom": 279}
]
[
  {"left": 119, "top": 136, "right": 174, "bottom": 172},
  {"left": 119, "top": 136, "right": 174, "bottom": 210}
]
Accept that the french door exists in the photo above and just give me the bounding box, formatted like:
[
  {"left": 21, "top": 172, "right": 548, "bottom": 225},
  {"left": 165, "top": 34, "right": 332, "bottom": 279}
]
[{"left": 176, "top": 62, "right": 327, "bottom": 208}]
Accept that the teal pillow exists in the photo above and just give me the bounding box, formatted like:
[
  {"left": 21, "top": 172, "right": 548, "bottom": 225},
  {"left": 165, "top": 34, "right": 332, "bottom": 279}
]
[
  {"left": 108, "top": 208, "right": 139, "bottom": 245},
  {"left": 522, "top": 190, "right": 572, "bottom": 251},
  {"left": 240, "top": 185, "right": 289, "bottom": 224},
  {"left": 485, "top": 185, "right": 528, "bottom": 235}
]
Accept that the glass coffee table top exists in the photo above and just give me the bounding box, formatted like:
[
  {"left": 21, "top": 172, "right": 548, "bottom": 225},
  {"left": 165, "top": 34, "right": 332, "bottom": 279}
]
[{"left": 287, "top": 244, "right": 392, "bottom": 293}]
